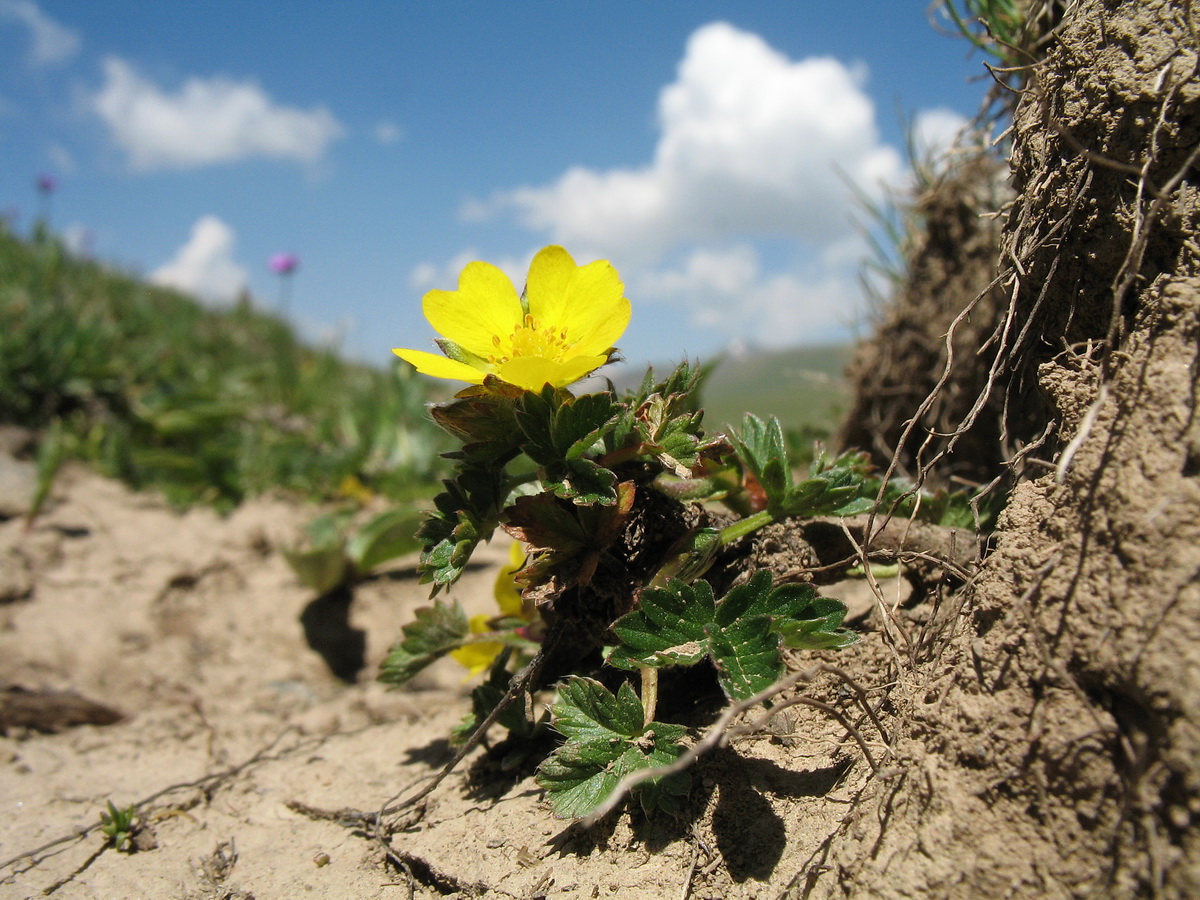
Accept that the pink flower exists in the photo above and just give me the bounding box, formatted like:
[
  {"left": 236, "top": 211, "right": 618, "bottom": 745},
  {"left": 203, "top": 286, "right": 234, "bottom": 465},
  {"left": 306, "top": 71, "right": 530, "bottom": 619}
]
[{"left": 269, "top": 252, "right": 300, "bottom": 275}]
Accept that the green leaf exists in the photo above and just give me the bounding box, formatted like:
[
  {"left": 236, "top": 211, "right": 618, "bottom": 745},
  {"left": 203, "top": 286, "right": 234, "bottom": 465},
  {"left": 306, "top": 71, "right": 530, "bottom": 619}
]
[
  {"left": 515, "top": 389, "right": 620, "bottom": 504},
  {"left": 378, "top": 599, "right": 469, "bottom": 685},
  {"left": 416, "top": 464, "right": 505, "bottom": 589},
  {"left": 546, "top": 457, "right": 618, "bottom": 506},
  {"left": 731, "top": 414, "right": 792, "bottom": 507},
  {"left": 282, "top": 542, "right": 348, "bottom": 595},
  {"left": 282, "top": 511, "right": 353, "bottom": 593},
  {"left": 730, "top": 423, "right": 877, "bottom": 521},
  {"left": 345, "top": 505, "right": 424, "bottom": 573},
  {"left": 537, "top": 676, "right": 691, "bottom": 819},
  {"left": 707, "top": 614, "right": 783, "bottom": 699},
  {"left": 609, "top": 573, "right": 857, "bottom": 700},
  {"left": 713, "top": 570, "right": 814, "bottom": 625},
  {"left": 550, "top": 677, "right": 645, "bottom": 743},
  {"left": 783, "top": 450, "right": 875, "bottom": 517},
  {"left": 608, "top": 580, "right": 714, "bottom": 670},
  {"left": 775, "top": 597, "right": 858, "bottom": 650}
]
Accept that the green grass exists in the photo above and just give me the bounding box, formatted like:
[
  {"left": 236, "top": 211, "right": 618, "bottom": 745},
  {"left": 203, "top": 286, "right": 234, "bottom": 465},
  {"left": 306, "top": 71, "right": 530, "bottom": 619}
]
[{"left": 0, "top": 224, "right": 449, "bottom": 511}]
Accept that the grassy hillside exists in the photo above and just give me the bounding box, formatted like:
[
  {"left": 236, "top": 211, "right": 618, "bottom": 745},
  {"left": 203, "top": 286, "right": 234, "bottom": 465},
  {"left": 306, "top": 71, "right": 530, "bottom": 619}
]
[
  {"left": 699, "top": 343, "right": 851, "bottom": 439},
  {"left": 0, "top": 226, "right": 448, "bottom": 510}
]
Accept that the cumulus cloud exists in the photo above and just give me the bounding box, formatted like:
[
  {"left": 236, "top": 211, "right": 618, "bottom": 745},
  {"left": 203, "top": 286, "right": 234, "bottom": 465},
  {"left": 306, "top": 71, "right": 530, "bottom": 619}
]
[
  {"left": 151, "top": 215, "right": 247, "bottom": 303},
  {"left": 633, "top": 244, "right": 861, "bottom": 347},
  {"left": 0, "top": 0, "right": 79, "bottom": 66},
  {"left": 486, "top": 22, "right": 903, "bottom": 263},
  {"left": 911, "top": 107, "right": 969, "bottom": 164},
  {"left": 91, "top": 57, "right": 344, "bottom": 170},
  {"left": 418, "top": 23, "right": 966, "bottom": 352}
]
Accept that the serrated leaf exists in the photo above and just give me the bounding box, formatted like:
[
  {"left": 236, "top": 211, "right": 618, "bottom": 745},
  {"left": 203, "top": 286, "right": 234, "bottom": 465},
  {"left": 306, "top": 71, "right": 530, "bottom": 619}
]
[
  {"left": 731, "top": 414, "right": 793, "bottom": 508},
  {"left": 550, "top": 677, "right": 645, "bottom": 743},
  {"left": 610, "top": 573, "right": 856, "bottom": 700},
  {"left": 546, "top": 457, "right": 617, "bottom": 505},
  {"left": 715, "top": 571, "right": 857, "bottom": 656},
  {"left": 775, "top": 596, "right": 858, "bottom": 650},
  {"left": 416, "top": 464, "right": 505, "bottom": 590},
  {"left": 608, "top": 580, "right": 715, "bottom": 670},
  {"left": 378, "top": 600, "right": 469, "bottom": 685},
  {"left": 538, "top": 734, "right": 691, "bottom": 819},
  {"left": 429, "top": 382, "right": 523, "bottom": 462},
  {"left": 707, "top": 614, "right": 784, "bottom": 699},
  {"left": 536, "top": 740, "right": 625, "bottom": 819},
  {"left": 559, "top": 393, "right": 619, "bottom": 460},
  {"left": 538, "top": 676, "right": 691, "bottom": 819},
  {"left": 502, "top": 482, "right": 634, "bottom": 589},
  {"left": 516, "top": 389, "right": 618, "bottom": 472},
  {"left": 503, "top": 492, "right": 590, "bottom": 554},
  {"left": 713, "top": 570, "right": 814, "bottom": 625}
]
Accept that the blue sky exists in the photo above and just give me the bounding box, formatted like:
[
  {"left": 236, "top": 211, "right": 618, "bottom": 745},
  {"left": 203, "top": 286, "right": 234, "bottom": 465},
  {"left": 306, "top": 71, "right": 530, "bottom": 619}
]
[{"left": 0, "top": 1, "right": 991, "bottom": 372}]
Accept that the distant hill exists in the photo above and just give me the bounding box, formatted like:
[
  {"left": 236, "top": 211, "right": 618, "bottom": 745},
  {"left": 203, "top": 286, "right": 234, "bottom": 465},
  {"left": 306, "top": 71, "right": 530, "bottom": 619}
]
[{"left": 696, "top": 343, "right": 852, "bottom": 437}]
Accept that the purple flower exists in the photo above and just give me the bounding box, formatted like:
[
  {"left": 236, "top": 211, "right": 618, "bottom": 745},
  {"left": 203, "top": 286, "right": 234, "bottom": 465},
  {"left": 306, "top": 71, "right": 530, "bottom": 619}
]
[
  {"left": 36, "top": 174, "right": 57, "bottom": 195},
  {"left": 269, "top": 252, "right": 300, "bottom": 275}
]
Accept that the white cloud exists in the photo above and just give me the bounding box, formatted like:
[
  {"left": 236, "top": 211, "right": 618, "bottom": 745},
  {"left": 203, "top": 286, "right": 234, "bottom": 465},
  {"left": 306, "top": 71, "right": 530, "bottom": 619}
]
[
  {"left": 417, "top": 23, "right": 965, "bottom": 352},
  {"left": 151, "top": 215, "right": 247, "bottom": 303},
  {"left": 0, "top": 1, "right": 79, "bottom": 66},
  {"left": 633, "top": 244, "right": 860, "bottom": 347},
  {"left": 485, "top": 22, "right": 903, "bottom": 264},
  {"left": 374, "top": 120, "right": 402, "bottom": 144},
  {"left": 911, "top": 107, "right": 969, "bottom": 164},
  {"left": 91, "top": 57, "right": 344, "bottom": 170}
]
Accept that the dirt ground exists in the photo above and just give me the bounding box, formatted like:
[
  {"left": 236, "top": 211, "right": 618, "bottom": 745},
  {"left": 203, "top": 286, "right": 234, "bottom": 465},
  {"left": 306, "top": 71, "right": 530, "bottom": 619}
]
[{"left": 0, "top": 459, "right": 898, "bottom": 900}]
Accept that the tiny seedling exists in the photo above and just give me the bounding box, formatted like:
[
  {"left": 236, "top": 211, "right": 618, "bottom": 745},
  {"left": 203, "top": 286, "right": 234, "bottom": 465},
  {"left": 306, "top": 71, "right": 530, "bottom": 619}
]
[{"left": 99, "top": 801, "right": 139, "bottom": 853}]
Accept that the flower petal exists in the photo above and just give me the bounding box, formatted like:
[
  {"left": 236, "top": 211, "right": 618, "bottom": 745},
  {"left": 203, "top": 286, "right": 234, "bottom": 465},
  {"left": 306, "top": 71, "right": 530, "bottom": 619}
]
[
  {"left": 527, "top": 248, "right": 630, "bottom": 357},
  {"left": 393, "top": 348, "right": 487, "bottom": 384},
  {"left": 423, "top": 261, "right": 523, "bottom": 358},
  {"left": 566, "top": 289, "right": 631, "bottom": 357},
  {"left": 497, "top": 353, "right": 610, "bottom": 391},
  {"left": 494, "top": 541, "right": 526, "bottom": 618},
  {"left": 524, "top": 245, "right": 576, "bottom": 323}
]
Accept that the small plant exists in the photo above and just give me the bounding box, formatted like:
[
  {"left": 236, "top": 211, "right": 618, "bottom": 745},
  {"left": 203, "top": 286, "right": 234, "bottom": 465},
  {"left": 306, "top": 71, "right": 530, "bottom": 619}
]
[
  {"left": 379, "top": 246, "right": 875, "bottom": 819},
  {"left": 99, "top": 801, "right": 139, "bottom": 853},
  {"left": 283, "top": 504, "right": 427, "bottom": 594}
]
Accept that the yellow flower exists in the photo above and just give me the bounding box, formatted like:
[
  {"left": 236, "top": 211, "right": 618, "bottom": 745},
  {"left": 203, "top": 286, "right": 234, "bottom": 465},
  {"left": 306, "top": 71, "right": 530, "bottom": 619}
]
[
  {"left": 449, "top": 542, "right": 530, "bottom": 678},
  {"left": 394, "top": 245, "right": 630, "bottom": 392},
  {"left": 493, "top": 540, "right": 527, "bottom": 618},
  {"left": 449, "top": 614, "right": 505, "bottom": 678}
]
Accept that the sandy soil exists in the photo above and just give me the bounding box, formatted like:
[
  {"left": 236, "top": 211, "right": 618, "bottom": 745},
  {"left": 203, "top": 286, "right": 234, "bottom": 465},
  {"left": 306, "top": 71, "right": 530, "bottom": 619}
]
[{"left": 0, "top": 460, "right": 886, "bottom": 899}]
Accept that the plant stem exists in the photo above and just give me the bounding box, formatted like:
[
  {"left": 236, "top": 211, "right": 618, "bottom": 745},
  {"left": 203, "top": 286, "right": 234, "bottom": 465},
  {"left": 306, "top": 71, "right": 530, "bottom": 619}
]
[{"left": 717, "top": 509, "right": 775, "bottom": 546}]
